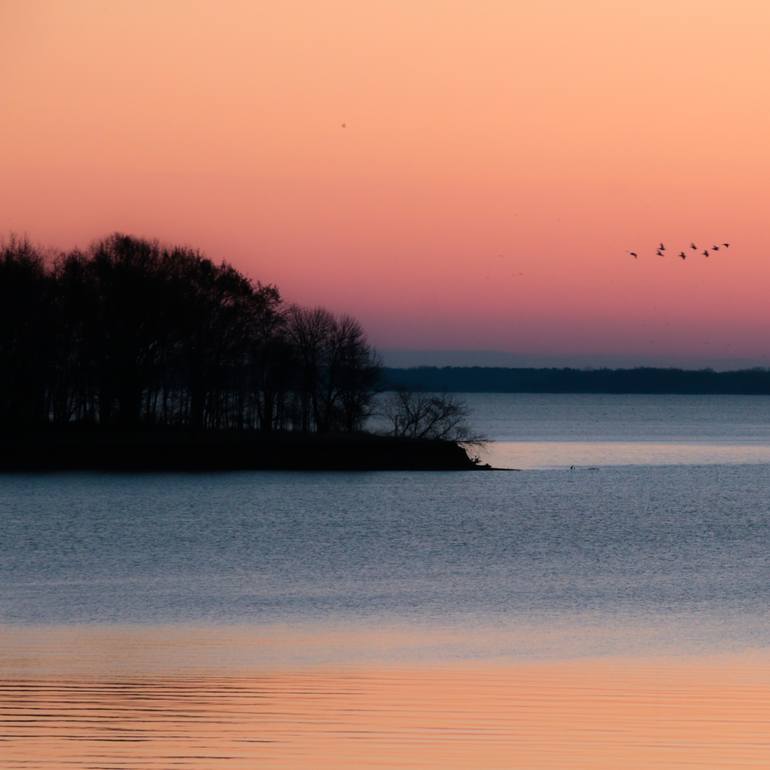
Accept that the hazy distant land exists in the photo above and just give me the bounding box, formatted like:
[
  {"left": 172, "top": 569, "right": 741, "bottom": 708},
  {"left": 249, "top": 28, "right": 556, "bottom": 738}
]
[{"left": 382, "top": 366, "right": 770, "bottom": 395}]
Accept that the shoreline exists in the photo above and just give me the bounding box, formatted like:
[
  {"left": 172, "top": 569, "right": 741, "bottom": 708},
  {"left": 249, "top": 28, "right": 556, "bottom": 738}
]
[{"left": 0, "top": 428, "right": 489, "bottom": 471}]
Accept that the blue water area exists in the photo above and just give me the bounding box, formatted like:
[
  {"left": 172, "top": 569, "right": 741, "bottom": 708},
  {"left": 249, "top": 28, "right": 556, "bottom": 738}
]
[
  {"left": 1, "top": 395, "right": 769, "bottom": 656},
  {"left": 460, "top": 392, "right": 770, "bottom": 442},
  {"left": 0, "top": 467, "right": 767, "bottom": 646}
]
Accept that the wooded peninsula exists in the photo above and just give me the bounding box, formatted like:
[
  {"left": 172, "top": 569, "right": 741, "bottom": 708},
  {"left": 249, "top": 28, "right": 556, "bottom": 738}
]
[{"left": 0, "top": 233, "right": 482, "bottom": 470}]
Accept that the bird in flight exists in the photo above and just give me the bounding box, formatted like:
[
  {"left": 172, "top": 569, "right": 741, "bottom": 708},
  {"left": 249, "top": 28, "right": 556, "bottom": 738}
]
[{"left": 624, "top": 239, "right": 731, "bottom": 261}]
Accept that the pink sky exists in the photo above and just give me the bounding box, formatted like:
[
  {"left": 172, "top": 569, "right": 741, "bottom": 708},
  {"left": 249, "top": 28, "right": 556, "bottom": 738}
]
[{"left": 3, "top": 1, "right": 770, "bottom": 365}]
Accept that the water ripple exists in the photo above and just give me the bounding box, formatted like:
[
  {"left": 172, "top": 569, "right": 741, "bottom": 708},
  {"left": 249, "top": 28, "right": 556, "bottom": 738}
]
[{"left": 2, "top": 662, "right": 769, "bottom": 769}]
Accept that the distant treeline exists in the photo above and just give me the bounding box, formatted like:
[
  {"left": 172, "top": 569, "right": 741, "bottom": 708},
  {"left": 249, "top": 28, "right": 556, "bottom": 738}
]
[
  {"left": 382, "top": 366, "right": 770, "bottom": 395},
  {"left": 0, "top": 233, "right": 380, "bottom": 432}
]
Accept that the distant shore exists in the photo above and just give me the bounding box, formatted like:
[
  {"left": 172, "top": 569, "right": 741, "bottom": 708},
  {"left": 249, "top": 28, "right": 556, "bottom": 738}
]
[
  {"left": 0, "top": 428, "right": 487, "bottom": 471},
  {"left": 382, "top": 366, "right": 770, "bottom": 394}
]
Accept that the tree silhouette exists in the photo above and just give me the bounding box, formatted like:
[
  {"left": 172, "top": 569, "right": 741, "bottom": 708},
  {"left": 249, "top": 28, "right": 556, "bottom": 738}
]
[
  {"left": 0, "top": 236, "right": 51, "bottom": 427},
  {"left": 286, "top": 306, "right": 380, "bottom": 433},
  {"left": 0, "top": 232, "right": 381, "bottom": 435},
  {"left": 383, "top": 389, "right": 475, "bottom": 441}
]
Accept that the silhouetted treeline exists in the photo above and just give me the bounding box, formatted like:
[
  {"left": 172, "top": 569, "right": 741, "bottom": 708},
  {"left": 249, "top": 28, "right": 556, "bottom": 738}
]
[
  {"left": 0, "top": 233, "right": 380, "bottom": 432},
  {"left": 382, "top": 366, "right": 770, "bottom": 395}
]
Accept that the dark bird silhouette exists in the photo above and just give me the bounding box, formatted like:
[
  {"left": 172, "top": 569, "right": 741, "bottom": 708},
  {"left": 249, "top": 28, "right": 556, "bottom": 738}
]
[
  {"left": 723, "top": 242, "right": 730, "bottom": 248},
  {"left": 690, "top": 243, "right": 697, "bottom": 250},
  {"left": 658, "top": 242, "right": 666, "bottom": 251},
  {"left": 628, "top": 251, "right": 638, "bottom": 258},
  {"left": 678, "top": 252, "right": 686, "bottom": 260},
  {"left": 702, "top": 250, "right": 709, "bottom": 257},
  {"left": 656, "top": 250, "right": 664, "bottom": 256},
  {"left": 712, "top": 245, "right": 720, "bottom": 251}
]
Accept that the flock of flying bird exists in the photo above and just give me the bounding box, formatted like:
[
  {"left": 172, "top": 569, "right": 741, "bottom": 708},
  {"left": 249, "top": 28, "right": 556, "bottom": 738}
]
[{"left": 627, "top": 242, "right": 731, "bottom": 260}]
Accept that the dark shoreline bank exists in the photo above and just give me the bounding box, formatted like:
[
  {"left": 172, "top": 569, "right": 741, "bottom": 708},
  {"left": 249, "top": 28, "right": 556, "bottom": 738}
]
[{"left": 0, "top": 429, "right": 486, "bottom": 471}]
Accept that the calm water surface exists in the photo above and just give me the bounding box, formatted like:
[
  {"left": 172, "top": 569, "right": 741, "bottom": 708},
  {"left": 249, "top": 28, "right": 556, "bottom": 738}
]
[
  {"left": 466, "top": 392, "right": 770, "bottom": 467},
  {"left": 2, "top": 394, "right": 769, "bottom": 768}
]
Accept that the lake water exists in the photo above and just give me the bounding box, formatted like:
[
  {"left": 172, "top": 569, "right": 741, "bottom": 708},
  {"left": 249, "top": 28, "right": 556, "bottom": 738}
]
[
  {"left": 2, "top": 394, "right": 769, "bottom": 768},
  {"left": 458, "top": 392, "right": 770, "bottom": 468}
]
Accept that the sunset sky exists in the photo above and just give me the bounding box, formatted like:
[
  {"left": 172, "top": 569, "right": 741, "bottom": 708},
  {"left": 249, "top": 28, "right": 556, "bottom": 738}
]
[{"left": 3, "top": 1, "right": 770, "bottom": 366}]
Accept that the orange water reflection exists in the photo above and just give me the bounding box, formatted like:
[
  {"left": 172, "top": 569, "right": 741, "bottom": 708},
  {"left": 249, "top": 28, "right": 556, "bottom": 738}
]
[
  {"left": 481, "top": 439, "right": 770, "bottom": 469},
  {"left": 1, "top": 627, "right": 768, "bottom": 769}
]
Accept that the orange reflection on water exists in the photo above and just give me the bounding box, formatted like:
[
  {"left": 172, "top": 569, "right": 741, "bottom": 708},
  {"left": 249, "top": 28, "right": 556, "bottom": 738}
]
[
  {"left": 2, "top": 655, "right": 769, "bottom": 769},
  {"left": 482, "top": 439, "right": 770, "bottom": 469}
]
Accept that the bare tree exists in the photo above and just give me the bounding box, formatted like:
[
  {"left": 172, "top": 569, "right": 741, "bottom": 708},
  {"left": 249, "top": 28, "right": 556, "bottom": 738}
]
[
  {"left": 286, "top": 306, "right": 380, "bottom": 433},
  {"left": 383, "top": 389, "right": 480, "bottom": 442},
  {"left": 285, "top": 306, "right": 335, "bottom": 431},
  {"left": 325, "top": 314, "right": 381, "bottom": 433}
]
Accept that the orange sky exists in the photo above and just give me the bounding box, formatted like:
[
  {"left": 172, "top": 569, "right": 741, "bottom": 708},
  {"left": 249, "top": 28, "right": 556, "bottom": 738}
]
[{"left": 3, "top": 1, "right": 770, "bottom": 364}]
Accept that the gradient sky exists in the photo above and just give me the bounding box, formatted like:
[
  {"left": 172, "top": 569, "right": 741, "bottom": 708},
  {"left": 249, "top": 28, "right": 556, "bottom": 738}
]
[{"left": 3, "top": 1, "right": 770, "bottom": 365}]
